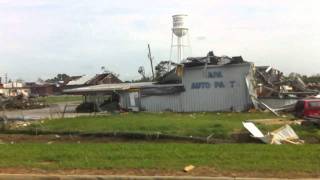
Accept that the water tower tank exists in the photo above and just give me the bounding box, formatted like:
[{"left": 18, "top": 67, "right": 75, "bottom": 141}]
[{"left": 172, "top": 14, "right": 188, "bottom": 37}]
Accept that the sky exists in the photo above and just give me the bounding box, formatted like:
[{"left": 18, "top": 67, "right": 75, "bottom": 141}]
[{"left": 0, "top": 0, "right": 320, "bottom": 81}]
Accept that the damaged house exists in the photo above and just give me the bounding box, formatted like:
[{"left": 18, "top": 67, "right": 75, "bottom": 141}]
[
  {"left": 64, "top": 52, "right": 256, "bottom": 112},
  {"left": 65, "top": 73, "right": 122, "bottom": 90}
]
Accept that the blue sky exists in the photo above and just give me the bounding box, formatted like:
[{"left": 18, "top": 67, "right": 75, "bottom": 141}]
[{"left": 0, "top": 0, "right": 319, "bottom": 81}]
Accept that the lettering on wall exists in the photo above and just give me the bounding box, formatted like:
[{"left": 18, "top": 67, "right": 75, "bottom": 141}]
[
  {"left": 191, "top": 71, "right": 238, "bottom": 89},
  {"left": 191, "top": 82, "right": 211, "bottom": 89},
  {"left": 208, "top": 71, "right": 223, "bottom": 78},
  {"left": 214, "top": 81, "right": 225, "bottom": 88},
  {"left": 229, "top": 80, "right": 236, "bottom": 88}
]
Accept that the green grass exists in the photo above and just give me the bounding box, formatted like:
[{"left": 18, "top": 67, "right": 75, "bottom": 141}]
[
  {"left": 4, "top": 112, "right": 320, "bottom": 176},
  {"left": 19, "top": 112, "right": 320, "bottom": 141},
  {"left": 27, "top": 112, "right": 275, "bottom": 138},
  {"left": 38, "top": 95, "right": 83, "bottom": 104},
  {"left": 256, "top": 123, "right": 320, "bottom": 141},
  {"left": 292, "top": 125, "right": 320, "bottom": 141},
  {"left": 0, "top": 143, "right": 319, "bottom": 173}
]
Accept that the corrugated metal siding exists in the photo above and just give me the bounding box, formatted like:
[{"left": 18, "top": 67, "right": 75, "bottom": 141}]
[
  {"left": 86, "top": 94, "right": 111, "bottom": 105},
  {"left": 141, "top": 94, "right": 182, "bottom": 112},
  {"left": 141, "top": 63, "right": 252, "bottom": 112},
  {"left": 180, "top": 64, "right": 252, "bottom": 112},
  {"left": 119, "top": 92, "right": 130, "bottom": 109}
]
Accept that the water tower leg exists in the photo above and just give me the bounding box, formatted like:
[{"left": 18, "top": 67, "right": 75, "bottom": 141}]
[
  {"left": 169, "top": 33, "right": 174, "bottom": 71},
  {"left": 177, "top": 37, "right": 182, "bottom": 61}
]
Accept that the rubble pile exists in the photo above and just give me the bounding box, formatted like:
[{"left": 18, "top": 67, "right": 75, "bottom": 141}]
[
  {"left": 307, "top": 82, "right": 320, "bottom": 91},
  {"left": 184, "top": 51, "right": 245, "bottom": 67},
  {"left": 0, "top": 94, "right": 46, "bottom": 110},
  {"left": 243, "top": 121, "right": 304, "bottom": 145},
  {"left": 254, "top": 66, "right": 318, "bottom": 98}
]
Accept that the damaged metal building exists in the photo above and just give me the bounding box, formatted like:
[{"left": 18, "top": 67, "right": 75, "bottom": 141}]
[
  {"left": 65, "top": 52, "right": 256, "bottom": 112},
  {"left": 64, "top": 50, "right": 319, "bottom": 112},
  {"left": 254, "top": 65, "right": 318, "bottom": 110}
]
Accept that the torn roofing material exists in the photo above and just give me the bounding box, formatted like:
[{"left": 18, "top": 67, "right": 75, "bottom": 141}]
[
  {"left": 66, "top": 73, "right": 122, "bottom": 86},
  {"left": 141, "top": 86, "right": 185, "bottom": 96},
  {"left": 242, "top": 121, "right": 265, "bottom": 138},
  {"left": 183, "top": 51, "right": 245, "bottom": 67},
  {"left": 157, "top": 68, "right": 181, "bottom": 84},
  {"left": 66, "top": 75, "right": 95, "bottom": 85}
]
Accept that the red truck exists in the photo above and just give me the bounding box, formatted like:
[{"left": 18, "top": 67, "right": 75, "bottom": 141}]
[{"left": 294, "top": 99, "right": 320, "bottom": 119}]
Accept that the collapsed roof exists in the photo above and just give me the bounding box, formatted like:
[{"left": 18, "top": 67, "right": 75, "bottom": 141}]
[
  {"left": 157, "top": 51, "right": 248, "bottom": 84},
  {"left": 66, "top": 73, "right": 122, "bottom": 86},
  {"left": 183, "top": 51, "right": 245, "bottom": 67},
  {"left": 255, "top": 66, "right": 318, "bottom": 98}
]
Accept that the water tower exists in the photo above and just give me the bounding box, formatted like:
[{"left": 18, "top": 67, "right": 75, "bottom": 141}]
[{"left": 170, "top": 14, "right": 190, "bottom": 63}]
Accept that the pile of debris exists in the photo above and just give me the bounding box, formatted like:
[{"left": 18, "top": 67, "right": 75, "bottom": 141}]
[
  {"left": 247, "top": 66, "right": 320, "bottom": 117},
  {"left": 243, "top": 121, "right": 304, "bottom": 144},
  {"left": 254, "top": 66, "right": 318, "bottom": 98},
  {"left": 307, "top": 82, "right": 320, "bottom": 91},
  {"left": 183, "top": 51, "right": 245, "bottom": 67},
  {"left": 0, "top": 115, "right": 33, "bottom": 130},
  {"left": 0, "top": 94, "right": 46, "bottom": 110}
]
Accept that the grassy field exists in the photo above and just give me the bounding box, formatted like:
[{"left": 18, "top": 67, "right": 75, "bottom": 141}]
[
  {"left": 18, "top": 112, "right": 320, "bottom": 141},
  {"left": 3, "top": 112, "right": 320, "bottom": 177},
  {"left": 39, "top": 95, "right": 83, "bottom": 104},
  {"left": 27, "top": 112, "right": 276, "bottom": 138},
  {"left": 0, "top": 143, "right": 318, "bottom": 174}
]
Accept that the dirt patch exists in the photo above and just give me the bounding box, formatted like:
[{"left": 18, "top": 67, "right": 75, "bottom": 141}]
[
  {"left": 0, "top": 167, "right": 317, "bottom": 178},
  {"left": 0, "top": 134, "right": 134, "bottom": 144},
  {"left": 0, "top": 134, "right": 216, "bottom": 144},
  {"left": 38, "top": 160, "right": 58, "bottom": 166},
  {"left": 250, "top": 118, "right": 303, "bottom": 125},
  {"left": 0, "top": 132, "right": 316, "bottom": 144}
]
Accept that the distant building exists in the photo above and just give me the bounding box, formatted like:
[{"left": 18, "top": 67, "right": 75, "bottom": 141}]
[
  {"left": 25, "top": 82, "right": 62, "bottom": 96},
  {"left": 65, "top": 73, "right": 122, "bottom": 89},
  {"left": 0, "top": 82, "right": 31, "bottom": 97}
]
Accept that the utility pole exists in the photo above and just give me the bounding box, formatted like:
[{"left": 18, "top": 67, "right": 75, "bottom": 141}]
[
  {"left": 148, "top": 44, "right": 155, "bottom": 80},
  {"left": 4, "top": 73, "right": 7, "bottom": 84}
]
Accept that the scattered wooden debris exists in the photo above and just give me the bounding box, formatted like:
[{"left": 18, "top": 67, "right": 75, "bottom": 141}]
[
  {"left": 183, "top": 165, "right": 195, "bottom": 172},
  {"left": 265, "top": 125, "right": 304, "bottom": 144},
  {"left": 243, "top": 121, "right": 303, "bottom": 144},
  {"left": 250, "top": 118, "right": 303, "bottom": 126},
  {"left": 54, "top": 135, "right": 61, "bottom": 139}
]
